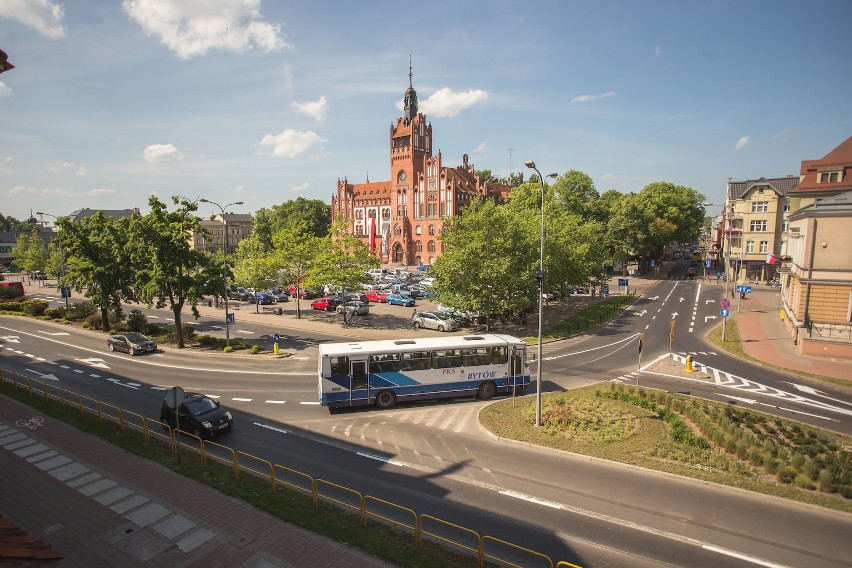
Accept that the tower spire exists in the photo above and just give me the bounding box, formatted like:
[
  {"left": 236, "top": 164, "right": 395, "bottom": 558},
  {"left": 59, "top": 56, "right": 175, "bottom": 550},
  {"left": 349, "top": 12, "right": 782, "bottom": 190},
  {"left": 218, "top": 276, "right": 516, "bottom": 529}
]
[{"left": 404, "top": 56, "right": 418, "bottom": 123}]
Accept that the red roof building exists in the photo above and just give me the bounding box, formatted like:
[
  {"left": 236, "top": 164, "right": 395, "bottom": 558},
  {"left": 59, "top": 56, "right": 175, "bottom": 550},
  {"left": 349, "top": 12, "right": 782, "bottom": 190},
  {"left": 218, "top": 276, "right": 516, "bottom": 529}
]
[{"left": 330, "top": 67, "right": 511, "bottom": 266}]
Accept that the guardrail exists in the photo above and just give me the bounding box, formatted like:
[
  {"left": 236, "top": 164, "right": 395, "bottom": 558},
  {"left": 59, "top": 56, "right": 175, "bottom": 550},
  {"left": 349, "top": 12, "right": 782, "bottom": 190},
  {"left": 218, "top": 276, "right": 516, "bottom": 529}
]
[{"left": 0, "top": 368, "right": 583, "bottom": 568}]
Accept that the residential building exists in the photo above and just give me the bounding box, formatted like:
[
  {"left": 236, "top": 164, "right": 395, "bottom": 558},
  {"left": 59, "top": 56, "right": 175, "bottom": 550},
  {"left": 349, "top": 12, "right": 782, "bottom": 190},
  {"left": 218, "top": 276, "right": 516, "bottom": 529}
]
[
  {"left": 330, "top": 67, "right": 512, "bottom": 266},
  {"left": 66, "top": 208, "right": 138, "bottom": 222},
  {"left": 788, "top": 135, "right": 852, "bottom": 210},
  {"left": 722, "top": 176, "right": 799, "bottom": 284},
  {"left": 190, "top": 213, "right": 253, "bottom": 255},
  {"left": 780, "top": 190, "right": 852, "bottom": 358}
]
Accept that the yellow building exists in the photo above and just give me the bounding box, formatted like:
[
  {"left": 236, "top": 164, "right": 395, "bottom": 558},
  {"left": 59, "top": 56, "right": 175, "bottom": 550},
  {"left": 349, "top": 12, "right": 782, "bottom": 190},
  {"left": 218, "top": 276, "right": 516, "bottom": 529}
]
[{"left": 190, "top": 213, "right": 253, "bottom": 255}]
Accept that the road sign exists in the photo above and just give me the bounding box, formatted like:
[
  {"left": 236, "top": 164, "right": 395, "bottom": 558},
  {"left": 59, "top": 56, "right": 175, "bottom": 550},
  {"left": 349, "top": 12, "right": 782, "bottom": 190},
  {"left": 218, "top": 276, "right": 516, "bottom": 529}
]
[
  {"left": 226, "top": 313, "right": 235, "bottom": 324},
  {"left": 60, "top": 286, "right": 71, "bottom": 299},
  {"left": 720, "top": 298, "right": 731, "bottom": 309},
  {"left": 273, "top": 333, "right": 280, "bottom": 342},
  {"left": 735, "top": 285, "right": 753, "bottom": 294},
  {"left": 602, "top": 286, "right": 609, "bottom": 298},
  {"left": 165, "top": 386, "right": 185, "bottom": 409},
  {"left": 705, "top": 260, "right": 711, "bottom": 268},
  {"left": 721, "top": 308, "right": 730, "bottom": 317},
  {"left": 618, "top": 278, "right": 628, "bottom": 287}
]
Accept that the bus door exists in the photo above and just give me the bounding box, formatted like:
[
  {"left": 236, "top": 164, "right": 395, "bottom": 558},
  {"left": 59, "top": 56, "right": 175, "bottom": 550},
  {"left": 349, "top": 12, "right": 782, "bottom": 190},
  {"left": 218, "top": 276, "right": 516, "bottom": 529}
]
[
  {"left": 350, "top": 359, "right": 368, "bottom": 405},
  {"left": 510, "top": 346, "right": 525, "bottom": 392}
]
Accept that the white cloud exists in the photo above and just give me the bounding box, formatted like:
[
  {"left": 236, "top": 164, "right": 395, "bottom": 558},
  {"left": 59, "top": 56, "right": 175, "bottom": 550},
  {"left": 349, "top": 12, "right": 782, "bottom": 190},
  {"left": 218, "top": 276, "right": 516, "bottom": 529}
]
[
  {"left": 257, "top": 128, "right": 326, "bottom": 158},
  {"left": 291, "top": 96, "right": 328, "bottom": 121},
  {"left": 600, "top": 172, "right": 617, "bottom": 181},
  {"left": 571, "top": 91, "right": 616, "bottom": 103},
  {"left": 291, "top": 182, "right": 309, "bottom": 192},
  {"left": 735, "top": 136, "right": 751, "bottom": 150},
  {"left": 76, "top": 165, "right": 88, "bottom": 176},
  {"left": 8, "top": 185, "right": 76, "bottom": 199},
  {"left": 49, "top": 160, "right": 79, "bottom": 172},
  {"left": 0, "top": 0, "right": 65, "bottom": 38},
  {"left": 417, "top": 88, "right": 488, "bottom": 118},
  {"left": 143, "top": 143, "right": 184, "bottom": 162},
  {"left": 0, "top": 156, "right": 13, "bottom": 172},
  {"left": 475, "top": 140, "right": 487, "bottom": 152},
  {"left": 233, "top": 184, "right": 243, "bottom": 193},
  {"left": 655, "top": 45, "right": 662, "bottom": 56},
  {"left": 122, "top": 0, "right": 287, "bottom": 59},
  {"left": 0, "top": 81, "right": 10, "bottom": 97},
  {"left": 86, "top": 188, "right": 116, "bottom": 197}
]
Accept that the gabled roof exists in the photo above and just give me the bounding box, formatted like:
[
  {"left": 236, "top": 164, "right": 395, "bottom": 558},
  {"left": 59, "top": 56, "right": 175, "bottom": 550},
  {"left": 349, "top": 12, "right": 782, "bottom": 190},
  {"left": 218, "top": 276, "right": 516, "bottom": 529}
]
[
  {"left": 67, "top": 208, "right": 138, "bottom": 222},
  {"left": 727, "top": 176, "right": 799, "bottom": 200},
  {"left": 792, "top": 136, "right": 852, "bottom": 194},
  {"left": 788, "top": 190, "right": 852, "bottom": 220}
]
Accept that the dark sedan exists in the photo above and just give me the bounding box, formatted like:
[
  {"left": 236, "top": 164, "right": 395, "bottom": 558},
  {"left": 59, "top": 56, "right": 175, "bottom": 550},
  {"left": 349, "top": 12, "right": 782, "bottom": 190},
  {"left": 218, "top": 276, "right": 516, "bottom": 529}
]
[
  {"left": 106, "top": 332, "right": 157, "bottom": 355},
  {"left": 160, "top": 392, "right": 233, "bottom": 439}
]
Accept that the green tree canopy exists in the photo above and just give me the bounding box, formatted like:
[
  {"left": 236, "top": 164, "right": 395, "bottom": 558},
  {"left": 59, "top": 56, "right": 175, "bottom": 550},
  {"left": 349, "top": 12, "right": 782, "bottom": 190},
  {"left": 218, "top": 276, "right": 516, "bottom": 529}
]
[
  {"left": 232, "top": 233, "right": 279, "bottom": 313},
  {"left": 271, "top": 224, "right": 326, "bottom": 318}
]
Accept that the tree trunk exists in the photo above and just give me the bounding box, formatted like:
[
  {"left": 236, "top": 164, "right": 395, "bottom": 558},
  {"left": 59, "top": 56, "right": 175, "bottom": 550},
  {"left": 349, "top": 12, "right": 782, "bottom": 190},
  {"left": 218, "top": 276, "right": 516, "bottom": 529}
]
[
  {"left": 100, "top": 305, "right": 110, "bottom": 333},
  {"left": 173, "top": 305, "right": 184, "bottom": 348}
]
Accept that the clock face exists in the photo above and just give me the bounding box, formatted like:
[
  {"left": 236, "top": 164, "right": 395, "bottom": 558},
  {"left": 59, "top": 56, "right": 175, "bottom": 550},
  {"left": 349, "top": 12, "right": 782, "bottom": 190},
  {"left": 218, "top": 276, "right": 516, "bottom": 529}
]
[{"left": 398, "top": 170, "right": 407, "bottom": 182}]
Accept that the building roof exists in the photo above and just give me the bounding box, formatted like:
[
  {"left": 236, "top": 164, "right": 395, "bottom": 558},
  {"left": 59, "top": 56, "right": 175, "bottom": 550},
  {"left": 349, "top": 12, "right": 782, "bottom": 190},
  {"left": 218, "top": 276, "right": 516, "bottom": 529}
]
[
  {"left": 791, "top": 135, "right": 852, "bottom": 194},
  {"left": 788, "top": 190, "right": 852, "bottom": 220},
  {"left": 727, "top": 176, "right": 799, "bottom": 200},
  {"left": 67, "top": 208, "right": 139, "bottom": 222}
]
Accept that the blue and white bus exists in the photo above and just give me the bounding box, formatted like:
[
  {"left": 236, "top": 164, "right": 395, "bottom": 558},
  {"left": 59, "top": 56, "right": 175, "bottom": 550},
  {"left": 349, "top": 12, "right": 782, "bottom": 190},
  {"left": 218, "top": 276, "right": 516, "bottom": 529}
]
[{"left": 318, "top": 334, "right": 530, "bottom": 409}]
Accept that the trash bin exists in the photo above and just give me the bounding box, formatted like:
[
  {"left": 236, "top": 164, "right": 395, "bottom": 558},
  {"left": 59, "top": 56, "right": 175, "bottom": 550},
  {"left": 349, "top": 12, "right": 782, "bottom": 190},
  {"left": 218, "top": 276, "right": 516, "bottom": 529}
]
[
  {"left": 207, "top": 300, "right": 212, "bottom": 307},
  {"left": 277, "top": 308, "right": 283, "bottom": 315}
]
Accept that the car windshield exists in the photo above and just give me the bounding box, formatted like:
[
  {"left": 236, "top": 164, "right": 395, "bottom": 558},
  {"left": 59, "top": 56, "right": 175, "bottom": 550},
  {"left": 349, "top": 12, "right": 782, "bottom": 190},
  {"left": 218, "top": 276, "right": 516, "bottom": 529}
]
[
  {"left": 124, "top": 332, "right": 149, "bottom": 342},
  {"left": 184, "top": 397, "right": 218, "bottom": 416}
]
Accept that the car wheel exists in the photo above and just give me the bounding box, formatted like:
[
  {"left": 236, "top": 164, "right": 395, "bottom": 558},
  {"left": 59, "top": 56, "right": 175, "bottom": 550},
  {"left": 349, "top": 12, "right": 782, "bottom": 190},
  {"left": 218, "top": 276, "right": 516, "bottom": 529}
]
[
  {"left": 477, "top": 381, "right": 498, "bottom": 400},
  {"left": 413, "top": 322, "right": 421, "bottom": 329},
  {"left": 109, "top": 343, "right": 115, "bottom": 351},
  {"left": 437, "top": 325, "right": 445, "bottom": 332},
  {"left": 374, "top": 390, "right": 397, "bottom": 410},
  {"left": 129, "top": 347, "right": 137, "bottom": 356},
  {"left": 192, "top": 426, "right": 203, "bottom": 438}
]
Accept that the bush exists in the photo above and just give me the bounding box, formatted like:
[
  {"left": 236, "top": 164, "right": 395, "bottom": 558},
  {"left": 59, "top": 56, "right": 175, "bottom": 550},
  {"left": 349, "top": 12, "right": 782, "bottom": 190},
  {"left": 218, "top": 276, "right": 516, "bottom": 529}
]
[
  {"left": 143, "top": 323, "right": 161, "bottom": 337},
  {"left": 127, "top": 309, "right": 148, "bottom": 332},
  {"left": 223, "top": 346, "right": 233, "bottom": 353},
  {"left": 817, "top": 469, "right": 835, "bottom": 493},
  {"left": 795, "top": 475, "right": 814, "bottom": 490},
  {"left": 777, "top": 466, "right": 797, "bottom": 484},
  {"left": 84, "top": 313, "right": 103, "bottom": 330},
  {"left": 44, "top": 307, "right": 65, "bottom": 319},
  {"left": 24, "top": 300, "right": 49, "bottom": 317},
  {"left": 65, "top": 300, "right": 97, "bottom": 321},
  {"left": 250, "top": 345, "right": 262, "bottom": 354}
]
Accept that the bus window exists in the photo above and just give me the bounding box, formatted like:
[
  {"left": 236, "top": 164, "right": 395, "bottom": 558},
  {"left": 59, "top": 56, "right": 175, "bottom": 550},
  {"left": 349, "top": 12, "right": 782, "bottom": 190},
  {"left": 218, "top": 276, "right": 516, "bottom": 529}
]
[
  {"left": 370, "top": 353, "right": 400, "bottom": 373},
  {"left": 401, "top": 351, "right": 430, "bottom": 371},
  {"left": 463, "top": 347, "right": 491, "bottom": 367},
  {"left": 330, "top": 356, "right": 349, "bottom": 376},
  {"left": 491, "top": 346, "right": 508, "bottom": 365},
  {"left": 433, "top": 349, "right": 462, "bottom": 368}
]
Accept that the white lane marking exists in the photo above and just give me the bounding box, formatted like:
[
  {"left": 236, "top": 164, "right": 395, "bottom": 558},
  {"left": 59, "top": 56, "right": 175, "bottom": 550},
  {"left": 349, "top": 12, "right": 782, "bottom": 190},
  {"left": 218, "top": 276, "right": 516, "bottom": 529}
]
[
  {"left": 232, "top": 397, "right": 252, "bottom": 402},
  {"left": 544, "top": 332, "right": 641, "bottom": 361},
  {"left": 786, "top": 383, "right": 852, "bottom": 407},
  {"left": 25, "top": 369, "right": 59, "bottom": 381},
  {"left": 499, "top": 490, "right": 562, "bottom": 509},
  {"left": 701, "top": 544, "right": 789, "bottom": 568},
  {"left": 300, "top": 401, "right": 320, "bottom": 405},
  {"left": 356, "top": 452, "right": 406, "bottom": 467},
  {"left": 265, "top": 400, "right": 286, "bottom": 404},
  {"left": 37, "top": 330, "right": 70, "bottom": 336},
  {"left": 254, "top": 422, "right": 289, "bottom": 434},
  {"left": 0, "top": 335, "right": 20, "bottom": 343}
]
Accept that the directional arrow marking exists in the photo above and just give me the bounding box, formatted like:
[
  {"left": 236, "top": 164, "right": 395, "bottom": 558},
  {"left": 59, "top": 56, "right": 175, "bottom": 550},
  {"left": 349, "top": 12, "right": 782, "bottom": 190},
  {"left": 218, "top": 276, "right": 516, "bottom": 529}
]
[
  {"left": 704, "top": 316, "right": 717, "bottom": 322},
  {"left": 705, "top": 299, "right": 715, "bottom": 304},
  {"left": 0, "top": 335, "right": 21, "bottom": 343},
  {"left": 634, "top": 310, "right": 647, "bottom": 317},
  {"left": 649, "top": 296, "right": 660, "bottom": 301},
  {"left": 671, "top": 312, "right": 679, "bottom": 319},
  {"left": 787, "top": 383, "right": 852, "bottom": 407},
  {"left": 679, "top": 297, "right": 685, "bottom": 302},
  {"left": 76, "top": 357, "right": 110, "bottom": 369},
  {"left": 25, "top": 369, "right": 59, "bottom": 381}
]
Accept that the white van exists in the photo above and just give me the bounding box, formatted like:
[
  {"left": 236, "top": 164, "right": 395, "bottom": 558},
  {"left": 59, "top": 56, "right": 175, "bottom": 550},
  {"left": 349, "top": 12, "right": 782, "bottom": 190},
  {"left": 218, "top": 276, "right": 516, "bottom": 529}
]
[{"left": 365, "top": 268, "right": 387, "bottom": 280}]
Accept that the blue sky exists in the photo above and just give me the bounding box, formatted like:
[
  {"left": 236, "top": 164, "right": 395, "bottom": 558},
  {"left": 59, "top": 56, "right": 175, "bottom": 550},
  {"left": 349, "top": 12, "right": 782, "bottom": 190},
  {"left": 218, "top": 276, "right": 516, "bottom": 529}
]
[{"left": 2, "top": 0, "right": 851, "bottom": 223}]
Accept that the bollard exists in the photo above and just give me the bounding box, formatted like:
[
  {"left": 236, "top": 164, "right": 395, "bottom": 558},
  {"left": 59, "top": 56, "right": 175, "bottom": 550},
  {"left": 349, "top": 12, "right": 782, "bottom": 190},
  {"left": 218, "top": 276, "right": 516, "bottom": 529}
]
[
  {"left": 685, "top": 354, "right": 693, "bottom": 372},
  {"left": 273, "top": 343, "right": 279, "bottom": 355}
]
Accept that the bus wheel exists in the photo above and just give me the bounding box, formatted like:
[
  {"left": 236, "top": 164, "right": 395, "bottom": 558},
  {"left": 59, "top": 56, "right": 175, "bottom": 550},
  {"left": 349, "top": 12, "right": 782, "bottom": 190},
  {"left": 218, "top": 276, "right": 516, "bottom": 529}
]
[
  {"left": 477, "top": 381, "right": 497, "bottom": 400},
  {"left": 375, "top": 390, "right": 397, "bottom": 409}
]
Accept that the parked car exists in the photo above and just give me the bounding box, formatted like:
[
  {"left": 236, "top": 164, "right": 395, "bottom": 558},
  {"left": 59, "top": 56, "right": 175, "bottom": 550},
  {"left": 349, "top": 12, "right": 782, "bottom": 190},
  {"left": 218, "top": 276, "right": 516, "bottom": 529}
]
[
  {"left": 310, "top": 296, "right": 341, "bottom": 311},
  {"left": 159, "top": 392, "right": 233, "bottom": 439},
  {"left": 269, "top": 290, "right": 290, "bottom": 302},
  {"left": 107, "top": 332, "right": 157, "bottom": 355},
  {"left": 288, "top": 286, "right": 317, "bottom": 299},
  {"left": 420, "top": 277, "right": 435, "bottom": 287},
  {"left": 227, "top": 287, "right": 247, "bottom": 301},
  {"left": 343, "top": 292, "right": 370, "bottom": 304},
  {"left": 386, "top": 293, "right": 415, "bottom": 307},
  {"left": 364, "top": 289, "right": 388, "bottom": 303},
  {"left": 248, "top": 292, "right": 275, "bottom": 305},
  {"left": 686, "top": 267, "right": 696, "bottom": 278},
  {"left": 412, "top": 311, "right": 458, "bottom": 332},
  {"left": 336, "top": 300, "right": 370, "bottom": 316}
]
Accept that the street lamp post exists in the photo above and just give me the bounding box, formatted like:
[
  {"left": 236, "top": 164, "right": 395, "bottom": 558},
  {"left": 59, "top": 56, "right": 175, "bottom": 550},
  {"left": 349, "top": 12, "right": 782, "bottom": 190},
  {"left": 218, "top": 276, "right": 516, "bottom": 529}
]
[
  {"left": 200, "top": 199, "right": 243, "bottom": 348},
  {"left": 524, "top": 161, "right": 558, "bottom": 428}
]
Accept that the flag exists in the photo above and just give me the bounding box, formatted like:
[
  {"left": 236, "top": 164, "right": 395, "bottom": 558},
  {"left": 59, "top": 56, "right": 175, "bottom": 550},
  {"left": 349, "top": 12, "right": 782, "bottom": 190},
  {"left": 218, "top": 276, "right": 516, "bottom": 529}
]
[
  {"left": 0, "top": 49, "right": 13, "bottom": 74},
  {"left": 766, "top": 254, "right": 777, "bottom": 265},
  {"left": 368, "top": 216, "right": 376, "bottom": 252}
]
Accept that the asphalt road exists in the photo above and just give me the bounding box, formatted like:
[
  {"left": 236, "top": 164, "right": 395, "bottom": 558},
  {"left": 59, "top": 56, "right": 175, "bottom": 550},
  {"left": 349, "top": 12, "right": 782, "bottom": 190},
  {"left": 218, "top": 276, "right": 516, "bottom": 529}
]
[{"left": 2, "top": 297, "right": 852, "bottom": 567}]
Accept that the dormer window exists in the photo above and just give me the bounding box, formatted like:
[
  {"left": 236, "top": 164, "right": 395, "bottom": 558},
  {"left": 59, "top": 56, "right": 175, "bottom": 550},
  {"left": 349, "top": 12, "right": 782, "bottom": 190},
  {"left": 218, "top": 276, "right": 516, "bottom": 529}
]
[{"left": 819, "top": 172, "right": 839, "bottom": 183}]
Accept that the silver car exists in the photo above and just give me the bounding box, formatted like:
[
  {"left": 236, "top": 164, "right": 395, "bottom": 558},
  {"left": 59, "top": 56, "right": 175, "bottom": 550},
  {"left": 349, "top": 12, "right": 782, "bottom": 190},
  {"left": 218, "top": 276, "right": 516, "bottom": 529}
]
[
  {"left": 336, "top": 300, "right": 370, "bottom": 316},
  {"left": 412, "top": 311, "right": 458, "bottom": 332}
]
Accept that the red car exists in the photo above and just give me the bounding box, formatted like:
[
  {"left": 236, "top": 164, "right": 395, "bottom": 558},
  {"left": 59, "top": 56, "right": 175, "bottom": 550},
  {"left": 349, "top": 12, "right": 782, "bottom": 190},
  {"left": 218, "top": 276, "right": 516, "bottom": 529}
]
[
  {"left": 310, "top": 296, "right": 340, "bottom": 311},
  {"left": 288, "top": 286, "right": 317, "bottom": 299},
  {"left": 364, "top": 289, "right": 388, "bottom": 303}
]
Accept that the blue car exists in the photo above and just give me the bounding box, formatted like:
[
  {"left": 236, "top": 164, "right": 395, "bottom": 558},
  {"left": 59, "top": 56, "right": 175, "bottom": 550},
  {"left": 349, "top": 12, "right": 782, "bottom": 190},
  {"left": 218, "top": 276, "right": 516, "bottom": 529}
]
[{"left": 386, "top": 293, "right": 415, "bottom": 307}]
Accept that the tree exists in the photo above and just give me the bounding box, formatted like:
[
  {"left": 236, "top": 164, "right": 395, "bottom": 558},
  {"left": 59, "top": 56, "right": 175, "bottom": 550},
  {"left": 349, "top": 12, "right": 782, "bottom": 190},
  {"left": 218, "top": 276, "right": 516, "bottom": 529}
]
[
  {"left": 551, "top": 170, "right": 599, "bottom": 220},
  {"left": 268, "top": 197, "right": 332, "bottom": 238},
  {"left": 605, "top": 193, "right": 647, "bottom": 274},
  {"left": 0, "top": 213, "right": 38, "bottom": 233},
  {"left": 54, "top": 213, "right": 135, "bottom": 331},
  {"left": 11, "top": 233, "right": 48, "bottom": 283},
  {"left": 430, "top": 200, "right": 534, "bottom": 329},
  {"left": 272, "top": 224, "right": 325, "bottom": 318},
  {"left": 307, "top": 217, "right": 377, "bottom": 309},
  {"left": 232, "top": 233, "right": 279, "bottom": 313},
  {"left": 129, "top": 196, "right": 210, "bottom": 348},
  {"left": 635, "top": 182, "right": 705, "bottom": 263}
]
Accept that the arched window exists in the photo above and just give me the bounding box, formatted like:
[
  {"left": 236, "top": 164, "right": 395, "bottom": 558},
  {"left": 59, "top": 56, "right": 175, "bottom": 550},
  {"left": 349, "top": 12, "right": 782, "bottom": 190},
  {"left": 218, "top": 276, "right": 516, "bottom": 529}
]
[
  {"left": 427, "top": 240, "right": 436, "bottom": 253},
  {"left": 394, "top": 223, "right": 401, "bottom": 236},
  {"left": 415, "top": 225, "right": 422, "bottom": 235},
  {"left": 415, "top": 241, "right": 423, "bottom": 253},
  {"left": 428, "top": 224, "right": 435, "bottom": 235}
]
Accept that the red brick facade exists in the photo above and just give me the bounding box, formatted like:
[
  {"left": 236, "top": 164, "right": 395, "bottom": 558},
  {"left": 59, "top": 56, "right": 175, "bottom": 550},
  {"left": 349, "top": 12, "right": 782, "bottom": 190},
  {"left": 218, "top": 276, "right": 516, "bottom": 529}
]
[{"left": 330, "top": 70, "right": 511, "bottom": 266}]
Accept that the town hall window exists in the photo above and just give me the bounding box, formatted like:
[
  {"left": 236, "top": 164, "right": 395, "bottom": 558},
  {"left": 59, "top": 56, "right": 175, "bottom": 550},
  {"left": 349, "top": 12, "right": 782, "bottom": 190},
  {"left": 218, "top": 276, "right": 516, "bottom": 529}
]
[{"left": 428, "top": 224, "right": 435, "bottom": 235}]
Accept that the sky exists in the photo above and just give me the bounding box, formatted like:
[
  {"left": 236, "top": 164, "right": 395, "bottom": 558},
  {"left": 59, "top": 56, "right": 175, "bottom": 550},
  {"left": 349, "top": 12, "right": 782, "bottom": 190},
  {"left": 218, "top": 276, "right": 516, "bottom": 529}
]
[{"left": 2, "top": 0, "right": 851, "bottom": 224}]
